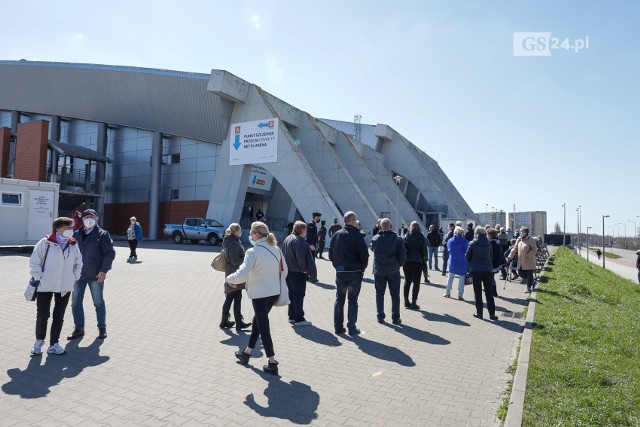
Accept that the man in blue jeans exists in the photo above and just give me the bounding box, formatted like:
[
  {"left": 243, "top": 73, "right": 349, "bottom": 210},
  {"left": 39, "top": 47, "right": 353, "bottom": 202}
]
[
  {"left": 67, "top": 209, "right": 116, "bottom": 340},
  {"left": 370, "top": 218, "right": 406, "bottom": 325},
  {"left": 329, "top": 211, "right": 369, "bottom": 336}
]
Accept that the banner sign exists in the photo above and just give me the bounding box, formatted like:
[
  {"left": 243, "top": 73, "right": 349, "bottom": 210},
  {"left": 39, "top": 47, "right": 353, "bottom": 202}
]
[
  {"left": 248, "top": 165, "right": 274, "bottom": 191},
  {"left": 229, "top": 118, "right": 278, "bottom": 166}
]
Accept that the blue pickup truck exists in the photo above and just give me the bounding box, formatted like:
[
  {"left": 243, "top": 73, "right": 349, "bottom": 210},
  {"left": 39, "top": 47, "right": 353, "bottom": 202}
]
[{"left": 163, "top": 218, "right": 225, "bottom": 245}]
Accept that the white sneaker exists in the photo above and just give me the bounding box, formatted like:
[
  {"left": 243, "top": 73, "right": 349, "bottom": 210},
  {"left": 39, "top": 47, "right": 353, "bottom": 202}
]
[
  {"left": 46, "top": 343, "right": 66, "bottom": 355},
  {"left": 31, "top": 339, "right": 43, "bottom": 356},
  {"left": 293, "top": 320, "right": 312, "bottom": 326}
]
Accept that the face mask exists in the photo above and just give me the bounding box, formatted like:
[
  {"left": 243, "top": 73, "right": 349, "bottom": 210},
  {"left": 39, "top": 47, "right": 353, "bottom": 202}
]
[
  {"left": 62, "top": 229, "right": 74, "bottom": 238},
  {"left": 84, "top": 218, "right": 96, "bottom": 229},
  {"left": 249, "top": 237, "right": 257, "bottom": 246},
  {"left": 131, "top": 221, "right": 136, "bottom": 225}
]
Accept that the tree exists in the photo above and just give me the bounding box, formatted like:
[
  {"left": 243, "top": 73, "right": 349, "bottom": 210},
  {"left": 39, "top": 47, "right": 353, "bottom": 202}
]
[{"left": 553, "top": 222, "right": 562, "bottom": 234}]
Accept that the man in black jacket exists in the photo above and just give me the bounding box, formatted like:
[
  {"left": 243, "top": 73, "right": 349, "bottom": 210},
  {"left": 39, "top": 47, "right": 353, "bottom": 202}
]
[
  {"left": 305, "top": 212, "right": 321, "bottom": 282},
  {"left": 282, "top": 221, "right": 317, "bottom": 326},
  {"left": 329, "top": 211, "right": 369, "bottom": 335},
  {"left": 427, "top": 224, "right": 442, "bottom": 271},
  {"left": 68, "top": 209, "right": 116, "bottom": 340},
  {"left": 370, "top": 219, "right": 407, "bottom": 325}
]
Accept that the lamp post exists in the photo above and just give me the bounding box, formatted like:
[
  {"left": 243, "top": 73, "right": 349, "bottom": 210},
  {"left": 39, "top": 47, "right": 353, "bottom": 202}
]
[
  {"left": 393, "top": 174, "right": 403, "bottom": 231},
  {"left": 630, "top": 219, "right": 638, "bottom": 239},
  {"left": 562, "top": 203, "right": 566, "bottom": 247},
  {"left": 619, "top": 223, "right": 627, "bottom": 249},
  {"left": 586, "top": 226, "right": 591, "bottom": 261},
  {"left": 602, "top": 215, "right": 609, "bottom": 268},
  {"left": 576, "top": 207, "right": 580, "bottom": 249},
  {"left": 578, "top": 205, "right": 581, "bottom": 249}
]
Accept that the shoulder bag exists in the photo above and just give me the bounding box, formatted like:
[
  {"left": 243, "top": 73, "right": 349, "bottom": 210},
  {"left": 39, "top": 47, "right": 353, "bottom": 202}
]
[
  {"left": 25, "top": 244, "right": 50, "bottom": 301},
  {"left": 258, "top": 246, "right": 290, "bottom": 307},
  {"left": 211, "top": 249, "right": 226, "bottom": 272}
]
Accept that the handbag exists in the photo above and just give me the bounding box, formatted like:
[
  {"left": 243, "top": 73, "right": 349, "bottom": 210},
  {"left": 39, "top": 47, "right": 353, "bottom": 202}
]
[
  {"left": 274, "top": 252, "right": 290, "bottom": 307},
  {"left": 258, "top": 246, "right": 290, "bottom": 307},
  {"left": 25, "top": 244, "right": 50, "bottom": 301},
  {"left": 211, "top": 249, "right": 226, "bottom": 272}
]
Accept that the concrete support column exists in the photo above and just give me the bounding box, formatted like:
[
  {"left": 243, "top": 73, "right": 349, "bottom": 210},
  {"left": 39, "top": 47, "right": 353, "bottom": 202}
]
[
  {"left": 148, "top": 132, "right": 163, "bottom": 239},
  {"left": 96, "top": 123, "right": 108, "bottom": 221},
  {"left": 49, "top": 116, "right": 60, "bottom": 181},
  {"left": 10, "top": 111, "right": 19, "bottom": 135},
  {"left": 8, "top": 111, "right": 20, "bottom": 177}
]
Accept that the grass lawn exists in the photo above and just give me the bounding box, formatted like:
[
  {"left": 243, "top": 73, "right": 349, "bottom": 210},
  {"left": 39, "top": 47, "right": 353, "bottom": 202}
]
[{"left": 523, "top": 247, "right": 640, "bottom": 426}]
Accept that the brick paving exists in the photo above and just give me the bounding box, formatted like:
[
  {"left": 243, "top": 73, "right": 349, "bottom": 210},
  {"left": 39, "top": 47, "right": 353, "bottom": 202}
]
[{"left": 0, "top": 241, "right": 531, "bottom": 426}]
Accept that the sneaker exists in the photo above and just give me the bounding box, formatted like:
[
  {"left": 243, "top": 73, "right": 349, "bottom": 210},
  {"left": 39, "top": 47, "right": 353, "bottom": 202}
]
[
  {"left": 335, "top": 328, "right": 347, "bottom": 335},
  {"left": 392, "top": 319, "right": 402, "bottom": 325},
  {"left": 442, "top": 293, "right": 450, "bottom": 298},
  {"left": 31, "top": 339, "right": 43, "bottom": 356},
  {"left": 441, "top": 272, "right": 447, "bottom": 276},
  {"left": 348, "top": 329, "right": 364, "bottom": 336},
  {"left": 288, "top": 319, "right": 295, "bottom": 324},
  {"left": 490, "top": 315, "right": 499, "bottom": 320},
  {"left": 46, "top": 343, "right": 66, "bottom": 355},
  {"left": 98, "top": 328, "right": 107, "bottom": 339},
  {"left": 67, "top": 328, "right": 84, "bottom": 340},
  {"left": 408, "top": 302, "right": 420, "bottom": 310},
  {"left": 458, "top": 296, "right": 465, "bottom": 301},
  {"left": 293, "top": 320, "right": 312, "bottom": 327}
]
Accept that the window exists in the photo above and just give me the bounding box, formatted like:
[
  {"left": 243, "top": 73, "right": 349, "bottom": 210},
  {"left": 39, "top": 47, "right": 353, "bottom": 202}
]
[
  {"left": 162, "top": 153, "right": 180, "bottom": 165},
  {"left": 170, "top": 188, "right": 179, "bottom": 200},
  {"left": 1, "top": 192, "right": 22, "bottom": 207}
]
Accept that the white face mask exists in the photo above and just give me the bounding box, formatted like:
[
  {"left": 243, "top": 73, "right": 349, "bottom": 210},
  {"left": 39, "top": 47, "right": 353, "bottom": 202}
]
[
  {"left": 131, "top": 221, "right": 136, "bottom": 225},
  {"left": 62, "top": 229, "right": 74, "bottom": 238},
  {"left": 249, "top": 237, "right": 257, "bottom": 246},
  {"left": 83, "top": 218, "right": 96, "bottom": 229}
]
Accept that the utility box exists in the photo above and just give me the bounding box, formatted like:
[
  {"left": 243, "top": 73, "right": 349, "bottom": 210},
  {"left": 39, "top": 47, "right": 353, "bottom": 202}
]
[{"left": 0, "top": 178, "right": 59, "bottom": 245}]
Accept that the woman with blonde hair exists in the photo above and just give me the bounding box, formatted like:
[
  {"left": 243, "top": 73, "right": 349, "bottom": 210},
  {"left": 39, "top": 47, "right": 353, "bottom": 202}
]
[
  {"left": 444, "top": 226, "right": 469, "bottom": 300},
  {"left": 226, "top": 222, "right": 286, "bottom": 375},
  {"left": 220, "top": 223, "right": 252, "bottom": 331}
]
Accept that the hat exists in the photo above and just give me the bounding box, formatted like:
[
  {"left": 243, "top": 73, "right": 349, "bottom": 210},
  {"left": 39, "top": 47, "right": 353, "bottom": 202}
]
[
  {"left": 312, "top": 212, "right": 321, "bottom": 217},
  {"left": 82, "top": 209, "right": 98, "bottom": 218}
]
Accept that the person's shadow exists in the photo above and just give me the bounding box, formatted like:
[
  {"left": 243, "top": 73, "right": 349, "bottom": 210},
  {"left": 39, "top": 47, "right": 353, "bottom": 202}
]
[
  {"left": 244, "top": 366, "right": 319, "bottom": 424},
  {"left": 291, "top": 324, "right": 342, "bottom": 347},
  {"left": 2, "top": 338, "right": 109, "bottom": 399},
  {"left": 421, "top": 310, "right": 470, "bottom": 327},
  {"left": 383, "top": 323, "right": 451, "bottom": 345},
  {"left": 345, "top": 334, "right": 415, "bottom": 366},
  {"left": 310, "top": 281, "right": 335, "bottom": 290}
]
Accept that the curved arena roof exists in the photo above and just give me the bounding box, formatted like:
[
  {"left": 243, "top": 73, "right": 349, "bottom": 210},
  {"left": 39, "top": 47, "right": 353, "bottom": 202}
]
[{"left": 0, "top": 60, "right": 234, "bottom": 143}]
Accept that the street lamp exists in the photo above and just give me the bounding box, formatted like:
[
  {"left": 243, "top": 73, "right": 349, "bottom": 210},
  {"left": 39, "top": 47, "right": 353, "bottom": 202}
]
[
  {"left": 586, "top": 226, "right": 591, "bottom": 261},
  {"left": 576, "top": 207, "right": 580, "bottom": 249},
  {"left": 602, "top": 215, "right": 609, "bottom": 268},
  {"left": 630, "top": 219, "right": 638, "bottom": 238},
  {"left": 578, "top": 205, "right": 581, "bottom": 249},
  {"left": 562, "top": 203, "right": 566, "bottom": 247},
  {"left": 619, "top": 223, "right": 627, "bottom": 249}
]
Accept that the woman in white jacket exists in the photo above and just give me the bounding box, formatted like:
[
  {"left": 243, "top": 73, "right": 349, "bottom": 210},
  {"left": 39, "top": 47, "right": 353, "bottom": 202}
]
[
  {"left": 29, "top": 217, "right": 83, "bottom": 356},
  {"left": 226, "top": 221, "right": 286, "bottom": 375}
]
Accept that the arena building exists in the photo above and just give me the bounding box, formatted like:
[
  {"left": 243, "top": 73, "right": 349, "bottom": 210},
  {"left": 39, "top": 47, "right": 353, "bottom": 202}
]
[{"left": 0, "top": 60, "right": 477, "bottom": 240}]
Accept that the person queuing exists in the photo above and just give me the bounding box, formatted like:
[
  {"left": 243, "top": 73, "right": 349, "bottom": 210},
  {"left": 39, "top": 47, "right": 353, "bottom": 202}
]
[
  {"left": 443, "top": 226, "right": 469, "bottom": 300},
  {"left": 72, "top": 210, "right": 83, "bottom": 231},
  {"left": 403, "top": 221, "right": 428, "bottom": 310},
  {"left": 497, "top": 227, "right": 509, "bottom": 280},
  {"left": 282, "top": 221, "right": 316, "bottom": 326},
  {"left": 488, "top": 228, "right": 505, "bottom": 298},
  {"left": 316, "top": 220, "right": 327, "bottom": 259},
  {"left": 220, "top": 223, "right": 252, "bottom": 332},
  {"left": 636, "top": 250, "right": 640, "bottom": 285},
  {"left": 466, "top": 226, "right": 498, "bottom": 320},
  {"left": 29, "top": 217, "right": 83, "bottom": 356},
  {"left": 226, "top": 222, "right": 284, "bottom": 375},
  {"left": 305, "top": 212, "right": 321, "bottom": 282},
  {"left": 464, "top": 222, "right": 475, "bottom": 241},
  {"left": 441, "top": 223, "right": 455, "bottom": 276},
  {"left": 68, "top": 209, "right": 115, "bottom": 341},
  {"left": 329, "top": 211, "right": 369, "bottom": 336},
  {"left": 370, "top": 218, "right": 407, "bottom": 325},
  {"left": 426, "top": 224, "right": 441, "bottom": 271},
  {"left": 126, "top": 216, "right": 143, "bottom": 262},
  {"left": 507, "top": 227, "right": 538, "bottom": 293}
]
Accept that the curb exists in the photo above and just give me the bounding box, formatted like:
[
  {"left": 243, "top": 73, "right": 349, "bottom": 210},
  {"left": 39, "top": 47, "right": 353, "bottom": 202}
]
[{"left": 504, "top": 253, "right": 553, "bottom": 427}]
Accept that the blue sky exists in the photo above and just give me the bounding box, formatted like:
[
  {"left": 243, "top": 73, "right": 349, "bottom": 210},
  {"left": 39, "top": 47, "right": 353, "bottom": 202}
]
[{"left": 1, "top": 1, "right": 638, "bottom": 237}]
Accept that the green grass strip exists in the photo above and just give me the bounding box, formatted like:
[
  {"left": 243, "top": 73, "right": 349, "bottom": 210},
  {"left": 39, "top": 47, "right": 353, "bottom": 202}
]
[
  {"left": 523, "top": 248, "right": 640, "bottom": 426},
  {"left": 589, "top": 248, "right": 622, "bottom": 259}
]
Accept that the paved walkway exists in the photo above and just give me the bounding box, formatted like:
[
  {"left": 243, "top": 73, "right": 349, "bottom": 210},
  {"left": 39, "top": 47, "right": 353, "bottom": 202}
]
[
  {"left": 1, "top": 241, "right": 532, "bottom": 426},
  {"left": 576, "top": 246, "right": 638, "bottom": 284}
]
